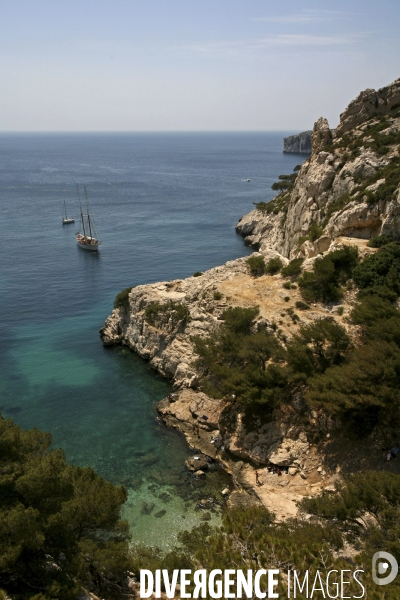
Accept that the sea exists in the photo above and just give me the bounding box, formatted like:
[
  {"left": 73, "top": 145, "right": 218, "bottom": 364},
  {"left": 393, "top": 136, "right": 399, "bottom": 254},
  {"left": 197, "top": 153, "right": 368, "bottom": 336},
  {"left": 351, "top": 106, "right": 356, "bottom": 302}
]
[{"left": 0, "top": 132, "right": 304, "bottom": 548}]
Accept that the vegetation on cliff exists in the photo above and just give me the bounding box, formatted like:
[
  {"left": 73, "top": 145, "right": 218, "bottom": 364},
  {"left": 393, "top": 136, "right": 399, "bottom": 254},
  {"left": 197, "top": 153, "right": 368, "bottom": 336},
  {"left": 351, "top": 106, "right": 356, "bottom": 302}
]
[
  {"left": 0, "top": 416, "right": 132, "bottom": 599},
  {"left": 193, "top": 243, "right": 400, "bottom": 433},
  {"left": 297, "top": 246, "right": 358, "bottom": 303},
  {"left": 246, "top": 255, "right": 283, "bottom": 276},
  {"left": 114, "top": 286, "right": 134, "bottom": 309},
  {"left": 144, "top": 300, "right": 191, "bottom": 326},
  {"left": 253, "top": 165, "right": 300, "bottom": 216}
]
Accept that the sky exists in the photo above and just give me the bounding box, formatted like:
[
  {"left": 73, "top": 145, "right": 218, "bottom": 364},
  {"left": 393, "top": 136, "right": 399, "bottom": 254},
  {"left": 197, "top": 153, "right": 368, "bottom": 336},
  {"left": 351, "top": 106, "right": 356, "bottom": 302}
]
[{"left": 1, "top": 0, "right": 399, "bottom": 132}]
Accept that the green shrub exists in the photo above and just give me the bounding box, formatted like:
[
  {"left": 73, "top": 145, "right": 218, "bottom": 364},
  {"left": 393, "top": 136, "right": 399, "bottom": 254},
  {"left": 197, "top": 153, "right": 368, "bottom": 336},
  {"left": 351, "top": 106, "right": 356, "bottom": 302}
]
[
  {"left": 309, "top": 222, "right": 324, "bottom": 242},
  {"left": 113, "top": 286, "right": 133, "bottom": 309},
  {"left": 303, "top": 293, "right": 400, "bottom": 428},
  {"left": 301, "top": 470, "right": 400, "bottom": 558},
  {"left": 193, "top": 271, "right": 203, "bottom": 277},
  {"left": 369, "top": 129, "right": 400, "bottom": 155},
  {"left": 281, "top": 258, "right": 304, "bottom": 277},
  {"left": 365, "top": 184, "right": 398, "bottom": 205},
  {"left": 297, "top": 222, "right": 325, "bottom": 246},
  {"left": 352, "top": 242, "right": 400, "bottom": 298},
  {"left": 298, "top": 246, "right": 358, "bottom": 303},
  {"left": 265, "top": 257, "right": 283, "bottom": 275},
  {"left": 351, "top": 295, "right": 400, "bottom": 326},
  {"left": 246, "top": 255, "right": 266, "bottom": 276},
  {"left": 295, "top": 300, "right": 310, "bottom": 310},
  {"left": 296, "top": 234, "right": 309, "bottom": 247},
  {"left": 0, "top": 416, "right": 132, "bottom": 598},
  {"left": 307, "top": 335, "right": 400, "bottom": 430},
  {"left": 271, "top": 172, "right": 297, "bottom": 192},
  {"left": 288, "top": 317, "right": 350, "bottom": 378},
  {"left": 284, "top": 296, "right": 290, "bottom": 302},
  {"left": 219, "top": 305, "right": 260, "bottom": 335},
  {"left": 253, "top": 201, "right": 270, "bottom": 213},
  {"left": 192, "top": 306, "right": 291, "bottom": 404},
  {"left": 145, "top": 301, "right": 190, "bottom": 325},
  {"left": 213, "top": 291, "right": 223, "bottom": 300},
  {"left": 367, "top": 234, "right": 394, "bottom": 247},
  {"left": 375, "top": 183, "right": 397, "bottom": 201},
  {"left": 253, "top": 166, "right": 299, "bottom": 216}
]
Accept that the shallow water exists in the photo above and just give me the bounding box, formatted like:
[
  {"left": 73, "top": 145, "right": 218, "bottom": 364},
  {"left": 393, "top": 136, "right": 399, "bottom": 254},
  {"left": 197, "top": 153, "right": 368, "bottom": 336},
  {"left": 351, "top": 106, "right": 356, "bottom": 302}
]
[{"left": 0, "top": 132, "right": 303, "bottom": 546}]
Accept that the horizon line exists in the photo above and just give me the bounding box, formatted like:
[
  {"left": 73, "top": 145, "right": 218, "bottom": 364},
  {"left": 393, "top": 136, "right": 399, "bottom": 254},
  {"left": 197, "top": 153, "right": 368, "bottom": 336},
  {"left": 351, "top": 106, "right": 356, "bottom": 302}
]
[{"left": 0, "top": 129, "right": 308, "bottom": 135}]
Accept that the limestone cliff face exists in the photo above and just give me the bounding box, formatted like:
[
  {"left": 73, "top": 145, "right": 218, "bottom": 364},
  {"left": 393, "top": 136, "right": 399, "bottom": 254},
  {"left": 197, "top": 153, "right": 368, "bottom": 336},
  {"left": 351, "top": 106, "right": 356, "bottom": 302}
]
[
  {"left": 237, "top": 78, "right": 400, "bottom": 259},
  {"left": 283, "top": 131, "right": 312, "bottom": 153},
  {"left": 101, "top": 258, "right": 250, "bottom": 387},
  {"left": 336, "top": 79, "right": 400, "bottom": 136}
]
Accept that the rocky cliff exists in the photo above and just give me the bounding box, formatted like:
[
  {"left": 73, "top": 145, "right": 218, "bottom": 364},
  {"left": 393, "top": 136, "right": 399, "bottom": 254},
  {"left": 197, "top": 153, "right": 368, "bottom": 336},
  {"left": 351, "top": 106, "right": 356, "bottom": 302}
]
[
  {"left": 283, "top": 131, "right": 312, "bottom": 153},
  {"left": 237, "top": 77, "right": 400, "bottom": 259},
  {"left": 101, "top": 77, "right": 400, "bottom": 518}
]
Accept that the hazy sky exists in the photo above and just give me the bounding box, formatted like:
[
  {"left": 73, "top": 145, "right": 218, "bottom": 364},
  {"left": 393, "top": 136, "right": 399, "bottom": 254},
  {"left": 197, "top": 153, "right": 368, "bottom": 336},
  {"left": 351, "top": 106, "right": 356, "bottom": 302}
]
[{"left": 1, "top": 0, "right": 399, "bottom": 131}]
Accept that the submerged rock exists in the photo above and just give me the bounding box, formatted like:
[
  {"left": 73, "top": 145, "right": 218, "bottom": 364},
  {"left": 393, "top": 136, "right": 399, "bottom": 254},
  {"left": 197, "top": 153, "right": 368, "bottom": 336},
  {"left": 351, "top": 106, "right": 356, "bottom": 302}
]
[
  {"left": 140, "top": 501, "right": 155, "bottom": 515},
  {"left": 158, "top": 492, "right": 172, "bottom": 503}
]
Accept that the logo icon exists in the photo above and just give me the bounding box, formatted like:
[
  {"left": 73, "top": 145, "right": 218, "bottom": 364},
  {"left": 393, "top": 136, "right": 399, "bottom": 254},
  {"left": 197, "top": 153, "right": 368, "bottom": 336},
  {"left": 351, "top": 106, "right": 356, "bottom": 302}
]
[{"left": 372, "top": 551, "right": 398, "bottom": 585}]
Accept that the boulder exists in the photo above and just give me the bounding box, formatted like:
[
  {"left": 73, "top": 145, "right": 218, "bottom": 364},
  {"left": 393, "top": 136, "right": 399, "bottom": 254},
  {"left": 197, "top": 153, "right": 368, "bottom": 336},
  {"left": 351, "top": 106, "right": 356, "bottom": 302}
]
[{"left": 185, "top": 454, "right": 208, "bottom": 471}]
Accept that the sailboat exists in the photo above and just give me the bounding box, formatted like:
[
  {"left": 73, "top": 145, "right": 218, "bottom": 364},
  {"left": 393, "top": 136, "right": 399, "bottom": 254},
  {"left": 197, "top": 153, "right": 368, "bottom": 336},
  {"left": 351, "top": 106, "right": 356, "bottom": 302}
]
[
  {"left": 62, "top": 201, "right": 75, "bottom": 224},
  {"left": 75, "top": 185, "right": 101, "bottom": 251}
]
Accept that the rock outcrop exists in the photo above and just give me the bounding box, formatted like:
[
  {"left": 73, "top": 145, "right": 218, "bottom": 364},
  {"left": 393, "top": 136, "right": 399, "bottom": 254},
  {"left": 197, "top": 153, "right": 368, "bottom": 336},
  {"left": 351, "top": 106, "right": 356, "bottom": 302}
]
[
  {"left": 100, "top": 240, "right": 362, "bottom": 388},
  {"left": 237, "top": 77, "right": 400, "bottom": 259},
  {"left": 283, "top": 131, "right": 312, "bottom": 153},
  {"left": 101, "top": 257, "right": 250, "bottom": 387},
  {"left": 336, "top": 78, "right": 400, "bottom": 136}
]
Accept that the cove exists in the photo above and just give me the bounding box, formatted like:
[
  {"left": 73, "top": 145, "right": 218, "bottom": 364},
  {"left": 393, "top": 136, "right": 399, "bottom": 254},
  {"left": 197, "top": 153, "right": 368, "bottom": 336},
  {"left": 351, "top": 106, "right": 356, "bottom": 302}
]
[{"left": 0, "top": 132, "right": 303, "bottom": 546}]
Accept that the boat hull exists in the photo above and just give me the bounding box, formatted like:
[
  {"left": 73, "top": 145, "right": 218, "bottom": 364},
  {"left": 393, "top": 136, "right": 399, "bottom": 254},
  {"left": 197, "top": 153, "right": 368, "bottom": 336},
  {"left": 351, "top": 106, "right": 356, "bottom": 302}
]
[
  {"left": 77, "top": 241, "right": 99, "bottom": 251},
  {"left": 76, "top": 235, "right": 100, "bottom": 251},
  {"left": 62, "top": 218, "right": 75, "bottom": 224}
]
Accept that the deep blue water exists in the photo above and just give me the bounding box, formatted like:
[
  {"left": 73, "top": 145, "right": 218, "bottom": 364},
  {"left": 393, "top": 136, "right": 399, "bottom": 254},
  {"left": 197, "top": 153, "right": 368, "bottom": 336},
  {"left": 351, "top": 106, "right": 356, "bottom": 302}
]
[{"left": 0, "top": 132, "right": 304, "bottom": 546}]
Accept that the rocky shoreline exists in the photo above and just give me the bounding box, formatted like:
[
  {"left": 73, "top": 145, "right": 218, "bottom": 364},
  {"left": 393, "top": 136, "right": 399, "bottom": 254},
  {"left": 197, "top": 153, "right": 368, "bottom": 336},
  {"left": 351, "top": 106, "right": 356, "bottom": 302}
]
[
  {"left": 101, "top": 77, "right": 400, "bottom": 520},
  {"left": 156, "top": 389, "right": 343, "bottom": 519}
]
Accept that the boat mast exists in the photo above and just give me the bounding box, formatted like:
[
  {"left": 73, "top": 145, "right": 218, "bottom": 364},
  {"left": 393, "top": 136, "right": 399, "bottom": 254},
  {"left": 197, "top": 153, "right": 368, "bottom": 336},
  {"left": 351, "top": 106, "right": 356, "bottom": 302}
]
[
  {"left": 84, "top": 186, "right": 93, "bottom": 239},
  {"left": 77, "top": 185, "right": 86, "bottom": 236}
]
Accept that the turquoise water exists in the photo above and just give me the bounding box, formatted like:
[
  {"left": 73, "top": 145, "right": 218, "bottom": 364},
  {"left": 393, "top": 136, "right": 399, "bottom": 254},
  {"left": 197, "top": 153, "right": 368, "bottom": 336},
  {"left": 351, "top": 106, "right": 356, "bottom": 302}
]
[{"left": 0, "top": 132, "right": 303, "bottom": 546}]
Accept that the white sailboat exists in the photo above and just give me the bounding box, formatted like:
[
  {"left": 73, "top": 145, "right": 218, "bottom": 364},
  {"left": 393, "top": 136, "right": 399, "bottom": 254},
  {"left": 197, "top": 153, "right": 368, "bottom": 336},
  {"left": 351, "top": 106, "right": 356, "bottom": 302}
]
[
  {"left": 62, "top": 201, "right": 75, "bottom": 224},
  {"left": 75, "top": 185, "right": 101, "bottom": 251}
]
